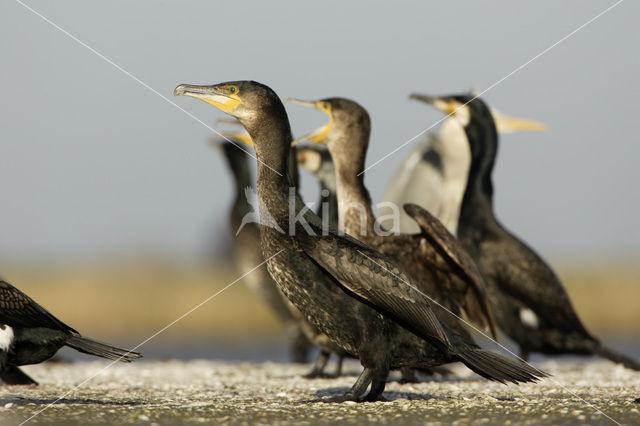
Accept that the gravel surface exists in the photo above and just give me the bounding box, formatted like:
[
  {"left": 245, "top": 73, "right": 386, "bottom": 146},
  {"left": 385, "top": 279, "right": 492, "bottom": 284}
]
[{"left": 1, "top": 359, "right": 639, "bottom": 425}]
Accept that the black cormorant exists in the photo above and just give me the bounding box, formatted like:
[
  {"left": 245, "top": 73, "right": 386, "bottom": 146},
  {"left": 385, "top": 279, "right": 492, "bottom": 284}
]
[
  {"left": 380, "top": 104, "right": 547, "bottom": 234},
  {"left": 296, "top": 145, "right": 446, "bottom": 382},
  {"left": 0, "top": 279, "right": 141, "bottom": 385},
  {"left": 288, "top": 97, "right": 497, "bottom": 341},
  {"left": 294, "top": 111, "right": 451, "bottom": 382},
  {"left": 175, "top": 80, "right": 545, "bottom": 401},
  {"left": 415, "top": 93, "right": 640, "bottom": 370}
]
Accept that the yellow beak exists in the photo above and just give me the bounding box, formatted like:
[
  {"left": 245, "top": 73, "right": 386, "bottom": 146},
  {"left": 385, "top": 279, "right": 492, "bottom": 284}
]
[
  {"left": 174, "top": 84, "right": 242, "bottom": 113},
  {"left": 410, "top": 94, "right": 549, "bottom": 133},
  {"left": 490, "top": 109, "right": 549, "bottom": 133},
  {"left": 286, "top": 98, "right": 333, "bottom": 146},
  {"left": 219, "top": 130, "right": 253, "bottom": 147}
]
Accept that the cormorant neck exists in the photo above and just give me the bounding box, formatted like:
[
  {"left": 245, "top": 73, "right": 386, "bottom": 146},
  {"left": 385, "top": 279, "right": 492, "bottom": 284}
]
[
  {"left": 245, "top": 107, "right": 298, "bottom": 230},
  {"left": 329, "top": 132, "right": 377, "bottom": 237},
  {"left": 249, "top": 117, "right": 292, "bottom": 179},
  {"left": 458, "top": 113, "right": 500, "bottom": 238}
]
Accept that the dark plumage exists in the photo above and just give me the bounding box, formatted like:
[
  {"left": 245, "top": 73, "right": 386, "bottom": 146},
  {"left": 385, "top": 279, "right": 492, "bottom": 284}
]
[
  {"left": 289, "top": 97, "right": 497, "bottom": 342},
  {"left": 217, "top": 139, "right": 313, "bottom": 363},
  {"left": 175, "top": 80, "right": 545, "bottom": 401},
  {"left": 294, "top": 144, "right": 348, "bottom": 377},
  {"left": 216, "top": 134, "right": 348, "bottom": 377},
  {"left": 416, "top": 93, "right": 640, "bottom": 370},
  {"left": 296, "top": 143, "right": 438, "bottom": 382},
  {"left": 0, "top": 279, "right": 141, "bottom": 385}
]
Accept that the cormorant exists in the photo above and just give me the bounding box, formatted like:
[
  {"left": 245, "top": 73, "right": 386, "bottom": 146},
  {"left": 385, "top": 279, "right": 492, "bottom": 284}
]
[
  {"left": 380, "top": 105, "right": 547, "bottom": 234},
  {"left": 288, "top": 97, "right": 497, "bottom": 341},
  {"left": 215, "top": 137, "right": 313, "bottom": 363},
  {"left": 294, "top": 110, "right": 452, "bottom": 382},
  {"left": 415, "top": 93, "right": 640, "bottom": 370},
  {"left": 0, "top": 279, "right": 141, "bottom": 385},
  {"left": 175, "top": 80, "right": 545, "bottom": 401}
]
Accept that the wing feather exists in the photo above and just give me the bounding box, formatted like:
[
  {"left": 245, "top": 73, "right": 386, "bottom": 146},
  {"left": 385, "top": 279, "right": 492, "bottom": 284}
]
[
  {"left": 0, "top": 280, "right": 77, "bottom": 333},
  {"left": 484, "top": 236, "right": 591, "bottom": 335},
  {"left": 297, "top": 229, "right": 452, "bottom": 351},
  {"left": 403, "top": 203, "right": 497, "bottom": 339}
]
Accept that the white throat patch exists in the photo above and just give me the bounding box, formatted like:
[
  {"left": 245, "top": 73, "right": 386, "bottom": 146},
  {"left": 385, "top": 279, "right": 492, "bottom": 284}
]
[{"left": 453, "top": 103, "right": 471, "bottom": 128}]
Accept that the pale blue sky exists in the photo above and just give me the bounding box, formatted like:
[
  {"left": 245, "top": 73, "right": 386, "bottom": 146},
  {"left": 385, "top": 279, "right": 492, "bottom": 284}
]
[{"left": 1, "top": 1, "right": 638, "bottom": 263}]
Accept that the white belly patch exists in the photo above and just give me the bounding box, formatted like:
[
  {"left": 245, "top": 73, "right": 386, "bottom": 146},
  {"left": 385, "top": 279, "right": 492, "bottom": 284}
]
[
  {"left": 519, "top": 308, "right": 539, "bottom": 329},
  {"left": 0, "top": 325, "right": 15, "bottom": 351}
]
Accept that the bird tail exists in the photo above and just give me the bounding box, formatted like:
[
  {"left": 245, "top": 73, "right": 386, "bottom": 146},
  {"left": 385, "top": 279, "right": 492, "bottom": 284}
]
[
  {"left": 596, "top": 345, "right": 640, "bottom": 371},
  {"left": 66, "top": 336, "right": 142, "bottom": 362},
  {"left": 456, "top": 348, "right": 547, "bottom": 384}
]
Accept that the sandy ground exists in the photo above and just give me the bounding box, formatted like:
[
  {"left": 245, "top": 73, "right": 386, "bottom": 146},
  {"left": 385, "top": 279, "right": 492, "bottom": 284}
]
[{"left": 0, "top": 359, "right": 639, "bottom": 425}]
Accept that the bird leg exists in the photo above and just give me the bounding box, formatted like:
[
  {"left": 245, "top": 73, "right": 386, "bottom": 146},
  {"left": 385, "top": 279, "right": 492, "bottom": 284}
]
[
  {"left": 315, "top": 368, "right": 373, "bottom": 403},
  {"left": 289, "top": 331, "right": 312, "bottom": 363},
  {"left": 333, "top": 356, "right": 344, "bottom": 377},
  {"left": 304, "top": 350, "right": 330, "bottom": 378},
  {"left": 363, "top": 371, "right": 389, "bottom": 402},
  {"left": 340, "top": 368, "right": 374, "bottom": 401}
]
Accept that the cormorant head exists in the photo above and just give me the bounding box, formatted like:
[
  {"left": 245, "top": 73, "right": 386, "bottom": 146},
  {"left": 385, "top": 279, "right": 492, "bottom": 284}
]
[
  {"left": 174, "top": 81, "right": 287, "bottom": 135},
  {"left": 286, "top": 98, "right": 371, "bottom": 152},
  {"left": 410, "top": 94, "right": 498, "bottom": 166},
  {"left": 409, "top": 93, "right": 477, "bottom": 129},
  {"left": 409, "top": 93, "right": 548, "bottom": 134},
  {"left": 296, "top": 145, "right": 333, "bottom": 175},
  {"left": 296, "top": 145, "right": 324, "bottom": 175}
]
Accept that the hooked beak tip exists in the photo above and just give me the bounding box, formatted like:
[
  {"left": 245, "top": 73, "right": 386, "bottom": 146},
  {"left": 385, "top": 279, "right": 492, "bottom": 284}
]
[{"left": 174, "top": 85, "right": 187, "bottom": 97}]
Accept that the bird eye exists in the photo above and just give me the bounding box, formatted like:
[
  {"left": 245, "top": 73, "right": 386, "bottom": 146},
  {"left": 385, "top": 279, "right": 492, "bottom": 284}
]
[
  {"left": 229, "top": 87, "right": 237, "bottom": 94},
  {"left": 323, "top": 103, "right": 329, "bottom": 109}
]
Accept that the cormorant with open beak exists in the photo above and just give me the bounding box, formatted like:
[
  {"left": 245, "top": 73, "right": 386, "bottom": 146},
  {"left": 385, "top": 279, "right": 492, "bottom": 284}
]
[
  {"left": 381, "top": 102, "right": 547, "bottom": 234},
  {"left": 415, "top": 93, "right": 640, "bottom": 370},
  {"left": 175, "top": 81, "right": 545, "bottom": 401},
  {"left": 288, "top": 97, "right": 497, "bottom": 344},
  {"left": 1, "top": 279, "right": 141, "bottom": 385}
]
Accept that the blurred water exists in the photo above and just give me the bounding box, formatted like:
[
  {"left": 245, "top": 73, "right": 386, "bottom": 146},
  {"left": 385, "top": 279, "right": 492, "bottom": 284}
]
[
  {"left": 57, "top": 336, "right": 295, "bottom": 363},
  {"left": 56, "top": 335, "right": 639, "bottom": 364}
]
